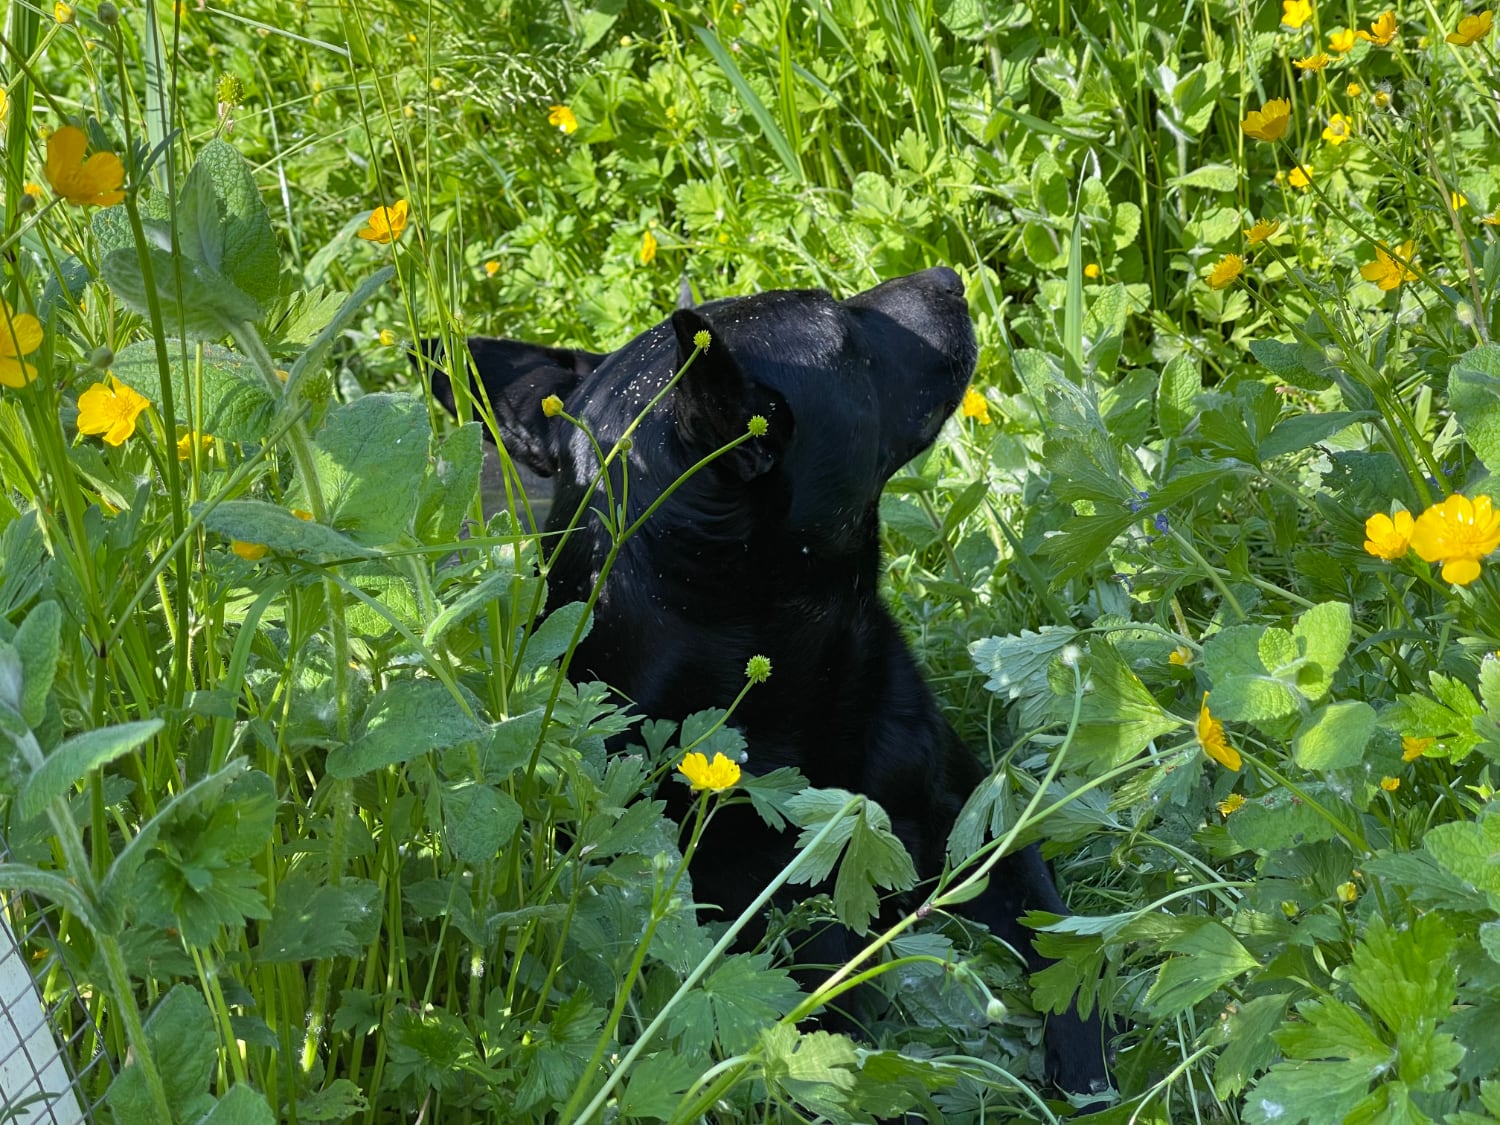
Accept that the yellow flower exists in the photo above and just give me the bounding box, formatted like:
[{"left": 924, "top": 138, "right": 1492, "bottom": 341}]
[
  {"left": 1483, "top": 211, "right": 1500, "bottom": 226},
  {"left": 1379, "top": 776, "right": 1400, "bottom": 791},
  {"left": 1322, "top": 113, "right": 1353, "bottom": 145},
  {"left": 1245, "top": 218, "right": 1281, "bottom": 244},
  {"left": 1410, "top": 493, "right": 1500, "bottom": 585},
  {"left": 231, "top": 540, "right": 269, "bottom": 561},
  {"left": 55, "top": 2, "right": 74, "bottom": 24},
  {"left": 0, "top": 89, "right": 6, "bottom": 119},
  {"left": 357, "top": 199, "right": 409, "bottom": 244},
  {"left": 1288, "top": 164, "right": 1314, "bottom": 189},
  {"left": 484, "top": 260, "right": 500, "bottom": 277},
  {"left": 1452, "top": 191, "right": 1469, "bottom": 210},
  {"left": 1168, "top": 645, "right": 1192, "bottom": 666},
  {"left": 76, "top": 376, "right": 150, "bottom": 446},
  {"left": 1329, "top": 27, "right": 1357, "bottom": 51},
  {"left": 1217, "top": 792, "right": 1246, "bottom": 816},
  {"left": 548, "top": 104, "right": 578, "bottom": 134},
  {"left": 1083, "top": 262, "right": 1101, "bottom": 279},
  {"left": 641, "top": 228, "right": 658, "bottom": 266},
  {"left": 1357, "top": 11, "right": 1398, "bottom": 45},
  {"left": 961, "top": 386, "right": 992, "bottom": 424},
  {"left": 1196, "top": 694, "right": 1242, "bottom": 771},
  {"left": 1241, "top": 98, "right": 1292, "bottom": 142},
  {"left": 23, "top": 183, "right": 44, "bottom": 200},
  {"left": 44, "top": 124, "right": 126, "bottom": 207},
  {"left": 1294, "top": 52, "right": 1331, "bottom": 71},
  {"left": 1373, "top": 85, "right": 1393, "bottom": 109},
  {"left": 1206, "top": 253, "right": 1244, "bottom": 290},
  {"left": 1281, "top": 0, "right": 1313, "bottom": 28},
  {"left": 1402, "top": 735, "right": 1434, "bottom": 761},
  {"left": 1359, "top": 240, "right": 1417, "bottom": 290},
  {"left": 0, "top": 298, "right": 43, "bottom": 389},
  {"left": 1346, "top": 81, "right": 1363, "bottom": 96},
  {"left": 1363, "top": 509, "right": 1413, "bottom": 558},
  {"left": 176, "top": 431, "right": 213, "bottom": 460},
  {"left": 678, "top": 750, "right": 741, "bottom": 792},
  {"left": 541, "top": 394, "right": 564, "bottom": 418},
  {"left": 1336, "top": 881, "right": 1358, "bottom": 903},
  {"left": 378, "top": 328, "right": 397, "bottom": 346},
  {"left": 1447, "top": 9, "right": 1493, "bottom": 44}
]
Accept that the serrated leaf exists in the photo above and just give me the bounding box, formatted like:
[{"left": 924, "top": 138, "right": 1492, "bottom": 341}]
[
  {"left": 102, "top": 244, "right": 261, "bottom": 340},
  {"left": 521, "top": 600, "right": 592, "bottom": 677},
  {"left": 1293, "top": 701, "right": 1376, "bottom": 771},
  {"left": 667, "top": 952, "right": 803, "bottom": 1055},
  {"left": 1066, "top": 639, "right": 1182, "bottom": 772},
  {"left": 416, "top": 422, "right": 482, "bottom": 544},
  {"left": 18, "top": 719, "right": 162, "bottom": 820},
  {"left": 1259, "top": 411, "right": 1373, "bottom": 461},
  {"left": 191, "top": 139, "right": 280, "bottom": 312},
  {"left": 288, "top": 1078, "right": 368, "bottom": 1122},
  {"left": 106, "top": 985, "right": 216, "bottom": 1124},
  {"left": 1243, "top": 1057, "right": 1379, "bottom": 1125},
  {"left": 1449, "top": 344, "right": 1500, "bottom": 475},
  {"left": 195, "top": 1084, "right": 276, "bottom": 1125},
  {"left": 12, "top": 599, "right": 60, "bottom": 727},
  {"left": 1424, "top": 815, "right": 1500, "bottom": 895},
  {"left": 1169, "top": 163, "right": 1239, "bottom": 191},
  {"left": 300, "top": 393, "right": 430, "bottom": 546},
  {"left": 618, "top": 1049, "right": 708, "bottom": 1120},
  {"left": 759, "top": 1025, "right": 859, "bottom": 1119},
  {"left": 1212, "top": 993, "right": 1290, "bottom": 1098},
  {"left": 1227, "top": 789, "right": 1341, "bottom": 853},
  {"left": 1144, "top": 920, "right": 1258, "bottom": 1016},
  {"left": 786, "top": 790, "right": 916, "bottom": 934},
  {"left": 254, "top": 875, "right": 380, "bottom": 962},
  {"left": 442, "top": 782, "right": 523, "bottom": 864},
  {"left": 111, "top": 342, "right": 276, "bottom": 444},
  {"left": 197, "top": 500, "right": 375, "bottom": 559},
  {"left": 1291, "top": 602, "right": 1351, "bottom": 702},
  {"left": 327, "top": 679, "right": 484, "bottom": 777},
  {"left": 1158, "top": 354, "right": 1200, "bottom": 438},
  {"left": 423, "top": 569, "right": 516, "bottom": 648}
]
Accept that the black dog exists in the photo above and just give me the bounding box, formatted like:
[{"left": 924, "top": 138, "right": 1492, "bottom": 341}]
[{"left": 431, "top": 267, "right": 1110, "bottom": 1096}]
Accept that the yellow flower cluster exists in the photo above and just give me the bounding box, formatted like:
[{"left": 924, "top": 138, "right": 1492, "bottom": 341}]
[{"left": 1363, "top": 494, "right": 1500, "bottom": 584}]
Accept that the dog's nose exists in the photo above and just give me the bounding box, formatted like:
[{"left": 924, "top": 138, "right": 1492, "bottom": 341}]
[{"left": 921, "top": 266, "right": 964, "bottom": 296}]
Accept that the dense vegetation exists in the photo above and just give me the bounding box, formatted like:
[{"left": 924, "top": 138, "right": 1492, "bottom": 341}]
[{"left": 4, "top": 0, "right": 1500, "bottom": 1120}]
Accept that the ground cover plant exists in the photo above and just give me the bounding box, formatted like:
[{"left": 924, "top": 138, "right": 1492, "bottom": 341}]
[{"left": 4, "top": 0, "right": 1500, "bottom": 1121}]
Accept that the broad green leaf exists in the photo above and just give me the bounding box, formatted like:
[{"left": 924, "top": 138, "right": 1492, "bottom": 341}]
[
  {"left": 1158, "top": 354, "right": 1200, "bottom": 438},
  {"left": 18, "top": 719, "right": 162, "bottom": 821},
  {"left": 666, "top": 951, "right": 804, "bottom": 1055},
  {"left": 786, "top": 789, "right": 917, "bottom": 934},
  {"left": 1212, "top": 993, "right": 1291, "bottom": 1098},
  {"left": 1347, "top": 914, "right": 1456, "bottom": 1033},
  {"left": 1144, "top": 920, "right": 1258, "bottom": 1016},
  {"left": 1291, "top": 601, "right": 1352, "bottom": 701},
  {"left": 423, "top": 569, "right": 516, "bottom": 648},
  {"left": 1243, "top": 1057, "right": 1379, "bottom": 1125},
  {"left": 111, "top": 342, "right": 276, "bottom": 443},
  {"left": 1293, "top": 701, "right": 1377, "bottom": 771},
  {"left": 442, "top": 781, "right": 523, "bottom": 865},
  {"left": 618, "top": 1049, "right": 708, "bottom": 1120},
  {"left": 254, "top": 875, "right": 381, "bottom": 962},
  {"left": 1449, "top": 344, "right": 1500, "bottom": 475},
  {"left": 1259, "top": 412, "right": 1373, "bottom": 461},
  {"left": 12, "top": 599, "right": 60, "bottom": 726},
  {"left": 288, "top": 1079, "right": 368, "bottom": 1123},
  {"left": 197, "top": 500, "right": 375, "bottom": 559},
  {"left": 1064, "top": 639, "right": 1182, "bottom": 773},
  {"left": 300, "top": 393, "right": 430, "bottom": 546},
  {"left": 106, "top": 985, "right": 217, "bottom": 1125},
  {"left": 1228, "top": 789, "right": 1341, "bottom": 853},
  {"left": 520, "top": 600, "right": 593, "bottom": 676},
  {"left": 759, "top": 1025, "right": 859, "bottom": 1120},
  {"left": 415, "top": 421, "right": 482, "bottom": 544},
  {"left": 1170, "top": 163, "right": 1239, "bottom": 191},
  {"left": 327, "top": 679, "right": 484, "bottom": 777},
  {"left": 101, "top": 244, "right": 262, "bottom": 341},
  {"left": 191, "top": 139, "right": 280, "bottom": 312},
  {"left": 195, "top": 1084, "right": 276, "bottom": 1125},
  {"left": 1424, "top": 815, "right": 1500, "bottom": 895}
]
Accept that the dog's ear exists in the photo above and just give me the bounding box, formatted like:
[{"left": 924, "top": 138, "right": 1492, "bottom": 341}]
[
  {"left": 418, "top": 337, "right": 604, "bottom": 477},
  {"left": 670, "top": 308, "right": 787, "bottom": 481}
]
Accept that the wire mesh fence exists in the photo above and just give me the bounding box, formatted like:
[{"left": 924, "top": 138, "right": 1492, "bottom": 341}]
[{"left": 0, "top": 833, "right": 108, "bottom": 1125}]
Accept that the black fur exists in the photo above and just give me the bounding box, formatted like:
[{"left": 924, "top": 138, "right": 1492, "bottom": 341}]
[{"left": 431, "top": 268, "right": 1110, "bottom": 1096}]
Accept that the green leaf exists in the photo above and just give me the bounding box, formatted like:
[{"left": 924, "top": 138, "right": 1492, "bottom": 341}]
[
  {"left": 786, "top": 790, "right": 917, "bottom": 934},
  {"left": 101, "top": 244, "right": 263, "bottom": 340},
  {"left": 0, "top": 863, "right": 100, "bottom": 929},
  {"left": 1169, "top": 163, "right": 1239, "bottom": 191},
  {"left": 285, "top": 266, "right": 395, "bottom": 394},
  {"left": 1066, "top": 640, "right": 1183, "bottom": 772},
  {"left": 12, "top": 599, "right": 60, "bottom": 726},
  {"left": 520, "top": 600, "right": 592, "bottom": 677},
  {"left": 327, "top": 679, "right": 484, "bottom": 777},
  {"left": 692, "top": 25, "right": 803, "bottom": 184},
  {"left": 1347, "top": 914, "right": 1456, "bottom": 1035},
  {"left": 1291, "top": 601, "right": 1352, "bottom": 702},
  {"left": 300, "top": 393, "right": 430, "bottom": 546},
  {"left": 415, "top": 421, "right": 482, "bottom": 544},
  {"left": 1449, "top": 343, "right": 1500, "bottom": 474},
  {"left": 1213, "top": 993, "right": 1291, "bottom": 1098},
  {"left": 111, "top": 342, "right": 276, "bottom": 443},
  {"left": 759, "top": 1025, "right": 860, "bottom": 1120},
  {"left": 254, "top": 875, "right": 381, "bottom": 962},
  {"left": 424, "top": 570, "right": 516, "bottom": 648},
  {"left": 1144, "top": 919, "right": 1258, "bottom": 1016},
  {"left": 1386, "top": 673, "right": 1484, "bottom": 760},
  {"left": 618, "top": 1049, "right": 708, "bottom": 1120},
  {"left": 18, "top": 719, "right": 162, "bottom": 821},
  {"left": 106, "top": 985, "right": 217, "bottom": 1125},
  {"left": 1243, "top": 1057, "right": 1379, "bottom": 1125},
  {"left": 1228, "top": 788, "right": 1342, "bottom": 853},
  {"left": 1293, "top": 701, "right": 1377, "bottom": 771},
  {"left": 1158, "top": 354, "right": 1201, "bottom": 438},
  {"left": 195, "top": 1084, "right": 276, "bottom": 1125},
  {"left": 197, "top": 500, "right": 375, "bottom": 559},
  {"left": 442, "top": 781, "right": 523, "bottom": 865},
  {"left": 1259, "top": 411, "right": 1373, "bottom": 461},
  {"left": 1424, "top": 814, "right": 1500, "bottom": 895},
  {"left": 666, "top": 951, "right": 804, "bottom": 1054},
  {"left": 284, "top": 1079, "right": 368, "bottom": 1123},
  {"left": 190, "top": 139, "right": 280, "bottom": 312}
]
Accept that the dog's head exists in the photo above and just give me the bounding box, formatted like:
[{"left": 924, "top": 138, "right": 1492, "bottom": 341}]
[{"left": 429, "top": 267, "right": 977, "bottom": 553}]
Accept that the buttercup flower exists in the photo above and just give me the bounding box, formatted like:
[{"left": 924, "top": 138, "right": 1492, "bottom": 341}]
[
  {"left": 678, "top": 751, "right": 741, "bottom": 791},
  {"left": 1217, "top": 792, "right": 1246, "bottom": 816},
  {"left": 0, "top": 298, "right": 43, "bottom": 388},
  {"left": 1410, "top": 493, "right": 1500, "bottom": 584},
  {"left": 1372, "top": 85, "right": 1393, "bottom": 109},
  {"left": 176, "top": 431, "right": 213, "bottom": 460},
  {"left": 1288, "top": 165, "right": 1314, "bottom": 189},
  {"left": 1402, "top": 735, "right": 1434, "bottom": 761},
  {"left": 641, "top": 228, "right": 658, "bottom": 265},
  {"left": 1206, "top": 253, "right": 1244, "bottom": 290},
  {"left": 1336, "top": 881, "right": 1358, "bottom": 903},
  {"left": 1483, "top": 211, "right": 1500, "bottom": 226},
  {"left": 484, "top": 260, "right": 500, "bottom": 277},
  {"left": 231, "top": 540, "right": 269, "bottom": 561},
  {"left": 1447, "top": 9, "right": 1493, "bottom": 44},
  {"left": 1242, "top": 98, "right": 1292, "bottom": 142},
  {"left": 1452, "top": 191, "right": 1469, "bottom": 210},
  {"left": 1281, "top": 0, "right": 1312, "bottom": 28},
  {"left": 1357, "top": 11, "right": 1398, "bottom": 45},
  {"left": 1245, "top": 218, "right": 1281, "bottom": 244},
  {"left": 961, "top": 386, "right": 992, "bottom": 424},
  {"left": 44, "top": 125, "right": 126, "bottom": 207},
  {"left": 541, "top": 394, "right": 564, "bottom": 418},
  {"left": 548, "top": 105, "right": 578, "bottom": 134},
  {"left": 1363, "top": 509, "right": 1413, "bottom": 558},
  {"left": 1346, "top": 81, "right": 1363, "bottom": 96},
  {"left": 1379, "top": 776, "right": 1400, "bottom": 791},
  {"left": 356, "top": 199, "right": 409, "bottom": 244},
  {"left": 1168, "top": 645, "right": 1192, "bottom": 666},
  {"left": 1322, "top": 113, "right": 1353, "bottom": 145},
  {"left": 1294, "top": 52, "right": 1331, "bottom": 71},
  {"left": 1329, "top": 27, "right": 1357, "bottom": 50},
  {"left": 1083, "top": 262, "right": 1101, "bottom": 279},
  {"left": 1359, "top": 241, "right": 1417, "bottom": 290},
  {"left": 76, "top": 376, "right": 150, "bottom": 445},
  {"left": 1196, "top": 694, "right": 1242, "bottom": 771},
  {"left": 378, "top": 328, "right": 397, "bottom": 346},
  {"left": 55, "top": 2, "right": 74, "bottom": 24}
]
